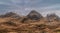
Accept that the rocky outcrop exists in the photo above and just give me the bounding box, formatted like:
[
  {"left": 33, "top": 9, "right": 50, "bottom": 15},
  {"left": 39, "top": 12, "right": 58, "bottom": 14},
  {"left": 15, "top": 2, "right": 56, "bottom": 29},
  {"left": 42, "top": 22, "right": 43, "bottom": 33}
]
[
  {"left": 0, "top": 12, "right": 21, "bottom": 19},
  {"left": 21, "top": 10, "right": 43, "bottom": 23},
  {"left": 46, "top": 13, "right": 60, "bottom": 22},
  {"left": 27, "top": 10, "right": 43, "bottom": 20}
]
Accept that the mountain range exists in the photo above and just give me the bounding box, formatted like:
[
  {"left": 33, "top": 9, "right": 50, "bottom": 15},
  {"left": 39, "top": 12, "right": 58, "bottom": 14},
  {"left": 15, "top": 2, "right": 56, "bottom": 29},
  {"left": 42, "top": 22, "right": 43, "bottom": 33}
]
[{"left": 0, "top": 10, "right": 60, "bottom": 33}]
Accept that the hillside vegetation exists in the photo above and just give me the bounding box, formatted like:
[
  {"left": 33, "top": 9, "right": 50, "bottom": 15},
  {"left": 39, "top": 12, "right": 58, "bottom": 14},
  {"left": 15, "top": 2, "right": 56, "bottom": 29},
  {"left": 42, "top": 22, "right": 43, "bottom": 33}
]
[{"left": 0, "top": 10, "right": 60, "bottom": 33}]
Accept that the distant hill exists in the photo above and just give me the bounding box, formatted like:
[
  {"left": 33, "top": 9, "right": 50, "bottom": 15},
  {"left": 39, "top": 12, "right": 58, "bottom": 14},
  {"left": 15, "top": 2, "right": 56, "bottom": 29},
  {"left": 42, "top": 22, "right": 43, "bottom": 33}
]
[
  {"left": 0, "top": 12, "right": 21, "bottom": 19},
  {"left": 46, "top": 13, "right": 60, "bottom": 22}
]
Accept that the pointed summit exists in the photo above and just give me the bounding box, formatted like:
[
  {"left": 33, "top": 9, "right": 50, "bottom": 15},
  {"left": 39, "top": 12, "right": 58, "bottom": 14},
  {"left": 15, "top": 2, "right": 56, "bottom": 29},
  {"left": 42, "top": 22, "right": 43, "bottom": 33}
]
[
  {"left": 27, "top": 10, "right": 43, "bottom": 20},
  {"left": 28, "top": 10, "right": 41, "bottom": 15}
]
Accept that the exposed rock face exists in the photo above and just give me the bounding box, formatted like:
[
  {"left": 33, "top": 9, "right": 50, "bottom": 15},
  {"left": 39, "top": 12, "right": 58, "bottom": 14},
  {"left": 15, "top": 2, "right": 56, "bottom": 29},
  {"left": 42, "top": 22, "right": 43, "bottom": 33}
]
[
  {"left": 27, "top": 10, "right": 43, "bottom": 20},
  {"left": 0, "top": 12, "right": 21, "bottom": 19},
  {"left": 46, "top": 13, "right": 60, "bottom": 22},
  {"left": 21, "top": 10, "right": 43, "bottom": 23}
]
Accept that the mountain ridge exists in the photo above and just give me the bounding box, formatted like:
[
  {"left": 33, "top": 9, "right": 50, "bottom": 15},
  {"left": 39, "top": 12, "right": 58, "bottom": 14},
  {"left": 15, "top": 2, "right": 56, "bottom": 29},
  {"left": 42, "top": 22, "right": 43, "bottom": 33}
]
[{"left": 0, "top": 10, "right": 60, "bottom": 33}]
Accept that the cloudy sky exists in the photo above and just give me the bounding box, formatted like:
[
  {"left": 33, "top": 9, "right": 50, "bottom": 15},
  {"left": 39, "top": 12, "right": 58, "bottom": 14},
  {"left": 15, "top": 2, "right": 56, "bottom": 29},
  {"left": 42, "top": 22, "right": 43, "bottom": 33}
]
[{"left": 0, "top": 0, "right": 60, "bottom": 16}]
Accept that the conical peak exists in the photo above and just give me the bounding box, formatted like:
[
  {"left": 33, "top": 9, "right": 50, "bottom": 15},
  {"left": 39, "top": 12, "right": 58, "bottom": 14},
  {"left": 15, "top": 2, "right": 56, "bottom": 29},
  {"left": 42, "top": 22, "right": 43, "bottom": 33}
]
[
  {"left": 27, "top": 10, "right": 43, "bottom": 20},
  {"left": 30, "top": 10, "right": 39, "bottom": 14},
  {"left": 28, "top": 10, "right": 41, "bottom": 15}
]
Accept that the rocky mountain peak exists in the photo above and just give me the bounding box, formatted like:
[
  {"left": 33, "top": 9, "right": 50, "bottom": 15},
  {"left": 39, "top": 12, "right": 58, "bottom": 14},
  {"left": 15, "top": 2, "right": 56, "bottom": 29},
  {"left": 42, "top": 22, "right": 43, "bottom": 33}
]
[{"left": 27, "top": 10, "right": 43, "bottom": 20}]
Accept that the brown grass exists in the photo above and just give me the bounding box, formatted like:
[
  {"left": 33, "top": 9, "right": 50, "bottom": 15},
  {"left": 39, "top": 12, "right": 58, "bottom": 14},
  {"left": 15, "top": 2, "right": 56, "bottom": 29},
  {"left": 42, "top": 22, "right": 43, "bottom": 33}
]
[{"left": 0, "top": 17, "right": 59, "bottom": 33}]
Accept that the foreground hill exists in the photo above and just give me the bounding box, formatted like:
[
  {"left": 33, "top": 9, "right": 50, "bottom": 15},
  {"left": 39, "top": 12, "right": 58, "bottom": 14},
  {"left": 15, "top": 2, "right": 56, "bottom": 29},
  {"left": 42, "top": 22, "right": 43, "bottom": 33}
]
[{"left": 0, "top": 10, "right": 60, "bottom": 33}]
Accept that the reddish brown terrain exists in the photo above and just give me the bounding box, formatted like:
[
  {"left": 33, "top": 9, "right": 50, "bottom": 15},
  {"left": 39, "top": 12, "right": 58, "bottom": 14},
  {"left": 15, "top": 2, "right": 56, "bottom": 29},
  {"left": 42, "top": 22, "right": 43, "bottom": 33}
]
[{"left": 0, "top": 10, "right": 60, "bottom": 33}]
